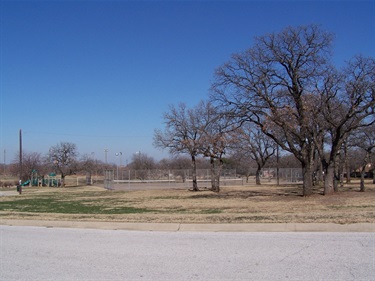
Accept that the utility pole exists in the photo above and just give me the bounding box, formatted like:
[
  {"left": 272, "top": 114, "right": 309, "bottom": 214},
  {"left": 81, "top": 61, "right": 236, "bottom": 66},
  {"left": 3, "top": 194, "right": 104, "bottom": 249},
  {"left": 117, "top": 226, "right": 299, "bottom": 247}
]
[
  {"left": 115, "top": 152, "right": 122, "bottom": 180},
  {"left": 19, "top": 129, "right": 22, "bottom": 181},
  {"left": 18, "top": 129, "right": 23, "bottom": 194}
]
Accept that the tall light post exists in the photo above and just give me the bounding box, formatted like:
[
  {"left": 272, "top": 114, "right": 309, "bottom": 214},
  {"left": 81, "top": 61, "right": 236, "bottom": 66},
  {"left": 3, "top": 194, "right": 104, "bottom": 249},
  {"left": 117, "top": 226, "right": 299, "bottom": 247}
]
[
  {"left": 120, "top": 152, "right": 123, "bottom": 180},
  {"left": 115, "top": 152, "right": 122, "bottom": 180},
  {"left": 104, "top": 149, "right": 108, "bottom": 164}
]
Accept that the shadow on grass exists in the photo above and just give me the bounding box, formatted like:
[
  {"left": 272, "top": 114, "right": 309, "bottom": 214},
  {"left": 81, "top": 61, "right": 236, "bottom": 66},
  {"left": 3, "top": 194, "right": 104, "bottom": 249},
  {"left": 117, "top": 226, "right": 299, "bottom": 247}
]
[{"left": 189, "top": 184, "right": 327, "bottom": 199}]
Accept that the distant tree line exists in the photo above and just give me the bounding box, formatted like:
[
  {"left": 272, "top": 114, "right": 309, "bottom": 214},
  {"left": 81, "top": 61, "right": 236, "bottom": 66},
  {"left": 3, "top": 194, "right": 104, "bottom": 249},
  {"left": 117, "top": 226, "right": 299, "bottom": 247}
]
[{"left": 1, "top": 140, "right": 295, "bottom": 186}]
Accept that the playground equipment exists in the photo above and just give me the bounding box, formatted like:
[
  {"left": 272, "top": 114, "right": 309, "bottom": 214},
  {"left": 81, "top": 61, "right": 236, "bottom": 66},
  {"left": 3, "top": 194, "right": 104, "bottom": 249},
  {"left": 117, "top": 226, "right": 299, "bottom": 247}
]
[
  {"left": 46, "top": 173, "right": 60, "bottom": 187},
  {"left": 20, "top": 170, "right": 61, "bottom": 187},
  {"left": 21, "top": 180, "right": 30, "bottom": 186}
]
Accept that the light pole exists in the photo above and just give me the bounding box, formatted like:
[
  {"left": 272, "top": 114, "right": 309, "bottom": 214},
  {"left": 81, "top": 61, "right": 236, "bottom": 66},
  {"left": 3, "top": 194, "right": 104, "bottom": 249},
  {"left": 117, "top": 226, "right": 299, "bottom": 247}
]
[
  {"left": 120, "top": 152, "right": 123, "bottom": 180},
  {"left": 18, "top": 129, "right": 22, "bottom": 194},
  {"left": 91, "top": 152, "right": 95, "bottom": 184},
  {"left": 116, "top": 152, "right": 122, "bottom": 180},
  {"left": 19, "top": 129, "right": 22, "bottom": 185},
  {"left": 3, "top": 149, "right": 5, "bottom": 175},
  {"left": 104, "top": 149, "right": 108, "bottom": 164}
]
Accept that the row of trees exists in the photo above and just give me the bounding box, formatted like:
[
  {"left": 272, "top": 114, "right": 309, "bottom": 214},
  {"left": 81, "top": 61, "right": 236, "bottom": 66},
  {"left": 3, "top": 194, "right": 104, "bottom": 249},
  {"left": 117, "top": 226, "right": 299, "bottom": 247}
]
[
  {"left": 154, "top": 25, "right": 375, "bottom": 196},
  {"left": 3, "top": 139, "right": 295, "bottom": 183},
  {"left": 1, "top": 141, "right": 293, "bottom": 186},
  {"left": 2, "top": 137, "right": 372, "bottom": 189}
]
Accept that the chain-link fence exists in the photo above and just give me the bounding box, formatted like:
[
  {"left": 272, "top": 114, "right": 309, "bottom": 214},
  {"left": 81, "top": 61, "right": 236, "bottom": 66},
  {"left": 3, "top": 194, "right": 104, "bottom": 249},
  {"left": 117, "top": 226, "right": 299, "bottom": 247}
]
[
  {"left": 106, "top": 168, "right": 303, "bottom": 189},
  {"left": 15, "top": 168, "right": 303, "bottom": 188},
  {"left": 116, "top": 169, "right": 237, "bottom": 182},
  {"left": 243, "top": 168, "right": 303, "bottom": 183}
]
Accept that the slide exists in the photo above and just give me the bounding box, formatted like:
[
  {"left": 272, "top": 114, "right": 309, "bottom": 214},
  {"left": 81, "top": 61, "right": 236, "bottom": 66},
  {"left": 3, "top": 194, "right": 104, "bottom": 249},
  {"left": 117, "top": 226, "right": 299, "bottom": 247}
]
[{"left": 21, "top": 180, "right": 30, "bottom": 186}]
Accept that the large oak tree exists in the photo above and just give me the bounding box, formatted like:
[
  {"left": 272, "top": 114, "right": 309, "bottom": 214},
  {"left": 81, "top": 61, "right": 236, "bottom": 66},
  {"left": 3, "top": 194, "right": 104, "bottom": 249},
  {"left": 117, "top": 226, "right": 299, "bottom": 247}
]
[
  {"left": 48, "top": 142, "right": 78, "bottom": 186},
  {"left": 212, "top": 25, "right": 332, "bottom": 196}
]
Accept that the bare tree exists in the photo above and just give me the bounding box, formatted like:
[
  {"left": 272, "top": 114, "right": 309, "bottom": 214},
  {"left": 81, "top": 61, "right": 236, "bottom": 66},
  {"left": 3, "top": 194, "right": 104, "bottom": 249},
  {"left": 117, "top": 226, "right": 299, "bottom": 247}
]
[
  {"left": 13, "top": 151, "right": 45, "bottom": 183},
  {"left": 154, "top": 102, "right": 206, "bottom": 191},
  {"left": 227, "top": 153, "right": 256, "bottom": 183},
  {"left": 232, "top": 123, "right": 276, "bottom": 185},
  {"left": 48, "top": 142, "right": 78, "bottom": 186},
  {"left": 157, "top": 156, "right": 192, "bottom": 183},
  {"left": 160, "top": 156, "right": 192, "bottom": 170},
  {"left": 198, "top": 101, "right": 233, "bottom": 192},
  {"left": 212, "top": 25, "right": 333, "bottom": 196},
  {"left": 80, "top": 154, "right": 97, "bottom": 185},
  {"left": 318, "top": 56, "right": 375, "bottom": 194},
  {"left": 351, "top": 125, "right": 375, "bottom": 191},
  {"left": 127, "top": 152, "right": 155, "bottom": 180},
  {"left": 128, "top": 152, "right": 156, "bottom": 170}
]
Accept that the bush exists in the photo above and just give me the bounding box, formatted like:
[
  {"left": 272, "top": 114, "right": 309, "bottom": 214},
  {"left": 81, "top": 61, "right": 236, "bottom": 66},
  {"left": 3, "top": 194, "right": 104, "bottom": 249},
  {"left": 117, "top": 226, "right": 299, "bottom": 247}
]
[{"left": 0, "top": 180, "right": 18, "bottom": 187}]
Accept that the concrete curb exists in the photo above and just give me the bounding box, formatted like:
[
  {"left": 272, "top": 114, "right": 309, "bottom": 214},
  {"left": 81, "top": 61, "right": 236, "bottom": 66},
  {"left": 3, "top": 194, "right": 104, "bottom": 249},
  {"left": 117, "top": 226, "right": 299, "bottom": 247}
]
[
  {"left": 1, "top": 219, "right": 374, "bottom": 232},
  {"left": 179, "top": 222, "right": 375, "bottom": 232}
]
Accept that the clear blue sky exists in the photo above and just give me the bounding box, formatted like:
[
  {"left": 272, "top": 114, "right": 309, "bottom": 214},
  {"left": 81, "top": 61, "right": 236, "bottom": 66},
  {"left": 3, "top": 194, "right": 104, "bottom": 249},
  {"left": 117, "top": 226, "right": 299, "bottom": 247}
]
[{"left": 1, "top": 0, "right": 374, "bottom": 164}]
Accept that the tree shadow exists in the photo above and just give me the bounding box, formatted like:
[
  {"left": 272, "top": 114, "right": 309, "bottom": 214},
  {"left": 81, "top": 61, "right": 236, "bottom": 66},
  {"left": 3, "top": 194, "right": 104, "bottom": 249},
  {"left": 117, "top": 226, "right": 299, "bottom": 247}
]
[{"left": 189, "top": 185, "right": 306, "bottom": 199}]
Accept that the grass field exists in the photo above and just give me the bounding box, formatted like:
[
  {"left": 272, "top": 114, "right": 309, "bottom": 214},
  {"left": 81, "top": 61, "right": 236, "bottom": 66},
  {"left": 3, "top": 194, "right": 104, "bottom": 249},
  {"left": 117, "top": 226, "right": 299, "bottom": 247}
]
[{"left": 1, "top": 180, "right": 374, "bottom": 224}]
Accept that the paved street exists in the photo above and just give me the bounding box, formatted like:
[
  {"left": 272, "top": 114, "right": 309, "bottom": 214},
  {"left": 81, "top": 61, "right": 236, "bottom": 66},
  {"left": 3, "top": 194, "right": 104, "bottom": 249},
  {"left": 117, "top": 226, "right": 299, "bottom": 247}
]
[{"left": 1, "top": 225, "right": 374, "bottom": 280}]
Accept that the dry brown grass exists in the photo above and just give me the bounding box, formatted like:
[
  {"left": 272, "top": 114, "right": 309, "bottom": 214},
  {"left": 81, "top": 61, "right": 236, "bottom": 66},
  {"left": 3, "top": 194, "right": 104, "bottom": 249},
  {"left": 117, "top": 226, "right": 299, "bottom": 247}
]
[{"left": 1, "top": 180, "right": 375, "bottom": 224}]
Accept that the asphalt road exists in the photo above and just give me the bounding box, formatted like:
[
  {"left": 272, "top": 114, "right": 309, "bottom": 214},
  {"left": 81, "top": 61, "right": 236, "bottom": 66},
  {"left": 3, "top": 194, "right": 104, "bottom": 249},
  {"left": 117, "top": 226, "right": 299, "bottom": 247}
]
[{"left": 1, "top": 225, "right": 374, "bottom": 281}]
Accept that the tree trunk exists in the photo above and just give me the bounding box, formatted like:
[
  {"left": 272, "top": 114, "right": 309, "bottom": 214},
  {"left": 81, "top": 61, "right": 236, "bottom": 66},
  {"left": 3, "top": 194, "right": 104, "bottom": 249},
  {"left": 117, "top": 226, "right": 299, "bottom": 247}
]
[
  {"left": 333, "top": 161, "right": 339, "bottom": 192},
  {"left": 215, "top": 172, "right": 220, "bottom": 193},
  {"left": 216, "top": 158, "right": 223, "bottom": 192},
  {"left": 301, "top": 163, "right": 313, "bottom": 196},
  {"left": 359, "top": 173, "right": 366, "bottom": 192},
  {"left": 324, "top": 165, "right": 335, "bottom": 195},
  {"left": 346, "top": 165, "right": 351, "bottom": 183},
  {"left": 317, "top": 164, "right": 324, "bottom": 184},
  {"left": 359, "top": 152, "right": 371, "bottom": 192},
  {"left": 344, "top": 142, "right": 351, "bottom": 183},
  {"left": 86, "top": 171, "right": 92, "bottom": 185},
  {"left": 210, "top": 157, "right": 215, "bottom": 190},
  {"left": 210, "top": 157, "right": 220, "bottom": 192},
  {"left": 191, "top": 155, "right": 199, "bottom": 191},
  {"left": 209, "top": 157, "right": 222, "bottom": 192},
  {"left": 255, "top": 166, "right": 261, "bottom": 185},
  {"left": 333, "top": 175, "right": 339, "bottom": 192},
  {"left": 360, "top": 171, "right": 365, "bottom": 192}
]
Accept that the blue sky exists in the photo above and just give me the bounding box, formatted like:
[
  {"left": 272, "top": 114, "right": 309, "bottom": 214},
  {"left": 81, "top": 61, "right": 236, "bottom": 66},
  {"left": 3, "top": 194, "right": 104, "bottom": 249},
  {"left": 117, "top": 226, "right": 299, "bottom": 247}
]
[{"left": 1, "top": 0, "right": 374, "bottom": 164}]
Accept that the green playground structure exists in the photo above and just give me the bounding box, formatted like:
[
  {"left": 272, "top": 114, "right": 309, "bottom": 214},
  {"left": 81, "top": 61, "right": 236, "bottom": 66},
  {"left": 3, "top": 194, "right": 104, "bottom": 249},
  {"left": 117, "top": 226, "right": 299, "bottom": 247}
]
[
  {"left": 21, "top": 180, "right": 30, "bottom": 186},
  {"left": 21, "top": 170, "right": 61, "bottom": 187}
]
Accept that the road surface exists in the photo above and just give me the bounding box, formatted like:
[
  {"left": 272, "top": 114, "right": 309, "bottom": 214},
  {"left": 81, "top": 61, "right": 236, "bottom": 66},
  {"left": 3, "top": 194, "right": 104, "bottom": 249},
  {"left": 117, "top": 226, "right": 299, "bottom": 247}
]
[{"left": 1, "top": 225, "right": 374, "bottom": 280}]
